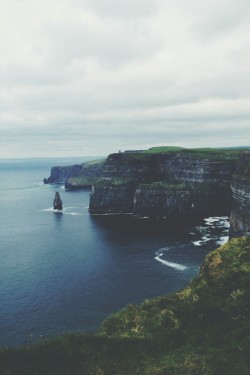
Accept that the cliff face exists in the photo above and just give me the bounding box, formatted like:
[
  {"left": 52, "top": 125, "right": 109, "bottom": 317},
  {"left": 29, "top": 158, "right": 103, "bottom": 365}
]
[
  {"left": 230, "top": 152, "right": 250, "bottom": 236},
  {"left": 89, "top": 150, "right": 237, "bottom": 218},
  {"left": 134, "top": 183, "right": 230, "bottom": 218},
  {"left": 89, "top": 179, "right": 136, "bottom": 213},
  {"left": 44, "top": 160, "right": 104, "bottom": 188},
  {"left": 102, "top": 152, "right": 235, "bottom": 184},
  {"left": 43, "top": 148, "right": 250, "bottom": 230},
  {"left": 44, "top": 165, "right": 83, "bottom": 184}
]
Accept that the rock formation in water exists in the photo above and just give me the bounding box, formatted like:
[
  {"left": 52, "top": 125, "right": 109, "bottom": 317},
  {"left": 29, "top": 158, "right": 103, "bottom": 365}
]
[
  {"left": 230, "top": 151, "right": 250, "bottom": 237},
  {"left": 53, "top": 192, "right": 63, "bottom": 210}
]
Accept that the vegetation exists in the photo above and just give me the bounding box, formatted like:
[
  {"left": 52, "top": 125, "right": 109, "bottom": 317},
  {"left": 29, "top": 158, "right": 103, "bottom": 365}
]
[
  {"left": 137, "top": 181, "right": 226, "bottom": 192},
  {"left": 94, "top": 178, "right": 134, "bottom": 187},
  {"left": 145, "top": 146, "right": 185, "bottom": 153},
  {"left": 126, "top": 146, "right": 250, "bottom": 161},
  {"left": 85, "top": 158, "right": 105, "bottom": 165},
  {"left": 66, "top": 176, "right": 100, "bottom": 187},
  {"left": 1, "top": 237, "right": 250, "bottom": 374}
]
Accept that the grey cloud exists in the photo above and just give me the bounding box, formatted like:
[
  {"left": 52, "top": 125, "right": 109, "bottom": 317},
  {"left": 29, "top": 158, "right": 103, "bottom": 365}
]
[
  {"left": 82, "top": 0, "right": 157, "bottom": 20},
  {"left": 183, "top": 0, "right": 250, "bottom": 40},
  {"left": 45, "top": 19, "right": 161, "bottom": 69},
  {"left": 0, "top": 0, "right": 250, "bottom": 158}
]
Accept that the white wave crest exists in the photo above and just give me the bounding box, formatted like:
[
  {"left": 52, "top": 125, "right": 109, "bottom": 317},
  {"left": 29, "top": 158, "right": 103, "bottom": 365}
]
[
  {"left": 42, "top": 207, "right": 54, "bottom": 212},
  {"left": 64, "top": 212, "right": 83, "bottom": 216},
  {"left": 154, "top": 255, "right": 188, "bottom": 271},
  {"left": 191, "top": 240, "right": 203, "bottom": 246},
  {"left": 216, "top": 236, "right": 229, "bottom": 245}
]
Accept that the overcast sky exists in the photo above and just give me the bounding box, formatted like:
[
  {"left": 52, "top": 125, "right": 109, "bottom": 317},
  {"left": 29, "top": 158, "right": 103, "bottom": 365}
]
[{"left": 1, "top": 0, "right": 250, "bottom": 157}]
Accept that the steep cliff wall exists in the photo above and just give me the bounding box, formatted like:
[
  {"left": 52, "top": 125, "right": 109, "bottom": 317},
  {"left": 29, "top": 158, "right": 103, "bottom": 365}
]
[
  {"left": 90, "top": 149, "right": 238, "bottom": 218},
  {"left": 230, "top": 152, "right": 250, "bottom": 236},
  {"left": 89, "top": 179, "right": 136, "bottom": 213},
  {"left": 102, "top": 151, "right": 236, "bottom": 184},
  {"left": 134, "top": 182, "right": 230, "bottom": 218}
]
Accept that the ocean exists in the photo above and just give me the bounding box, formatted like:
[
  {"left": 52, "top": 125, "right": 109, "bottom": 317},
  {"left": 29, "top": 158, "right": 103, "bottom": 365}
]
[{"left": 0, "top": 158, "right": 229, "bottom": 347}]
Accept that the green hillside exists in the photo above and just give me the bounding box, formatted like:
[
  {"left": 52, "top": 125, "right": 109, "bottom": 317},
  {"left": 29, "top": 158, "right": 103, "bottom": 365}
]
[{"left": 1, "top": 237, "right": 249, "bottom": 374}]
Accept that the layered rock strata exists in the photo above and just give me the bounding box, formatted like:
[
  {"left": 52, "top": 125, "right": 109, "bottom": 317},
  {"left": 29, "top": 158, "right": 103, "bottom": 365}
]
[
  {"left": 230, "top": 152, "right": 250, "bottom": 236},
  {"left": 134, "top": 182, "right": 230, "bottom": 218},
  {"left": 89, "top": 150, "right": 237, "bottom": 218}
]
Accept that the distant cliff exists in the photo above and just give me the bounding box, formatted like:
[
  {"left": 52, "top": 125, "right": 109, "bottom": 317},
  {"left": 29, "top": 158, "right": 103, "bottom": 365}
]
[
  {"left": 89, "top": 148, "right": 240, "bottom": 219},
  {"left": 44, "top": 159, "right": 104, "bottom": 188}
]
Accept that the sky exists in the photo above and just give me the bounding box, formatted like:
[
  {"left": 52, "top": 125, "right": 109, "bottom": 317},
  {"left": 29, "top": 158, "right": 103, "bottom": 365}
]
[{"left": 0, "top": 0, "right": 250, "bottom": 158}]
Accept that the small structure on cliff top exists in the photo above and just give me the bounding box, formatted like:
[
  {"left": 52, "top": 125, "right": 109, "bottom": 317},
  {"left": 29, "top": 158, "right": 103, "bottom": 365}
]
[{"left": 53, "top": 192, "right": 63, "bottom": 211}]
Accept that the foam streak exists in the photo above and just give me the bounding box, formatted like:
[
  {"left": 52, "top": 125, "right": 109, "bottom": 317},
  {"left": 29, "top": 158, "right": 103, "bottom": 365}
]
[{"left": 154, "top": 255, "right": 187, "bottom": 271}]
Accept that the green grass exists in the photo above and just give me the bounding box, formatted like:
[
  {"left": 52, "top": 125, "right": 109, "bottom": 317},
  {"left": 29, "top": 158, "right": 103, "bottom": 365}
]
[
  {"left": 94, "top": 178, "right": 134, "bottom": 187},
  {"left": 121, "top": 146, "right": 247, "bottom": 162},
  {"left": 85, "top": 158, "right": 105, "bottom": 165},
  {"left": 136, "top": 181, "right": 223, "bottom": 192},
  {"left": 145, "top": 146, "right": 185, "bottom": 153},
  {"left": 1, "top": 237, "right": 250, "bottom": 374},
  {"left": 66, "top": 176, "right": 100, "bottom": 187}
]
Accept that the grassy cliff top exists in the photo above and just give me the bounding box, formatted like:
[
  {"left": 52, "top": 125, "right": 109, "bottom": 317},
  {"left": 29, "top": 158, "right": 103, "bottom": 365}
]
[
  {"left": 136, "top": 181, "right": 223, "bottom": 191},
  {"left": 121, "top": 146, "right": 250, "bottom": 161},
  {"left": 94, "top": 177, "right": 134, "bottom": 186},
  {"left": 85, "top": 158, "right": 105, "bottom": 165},
  {"left": 1, "top": 237, "right": 250, "bottom": 374}
]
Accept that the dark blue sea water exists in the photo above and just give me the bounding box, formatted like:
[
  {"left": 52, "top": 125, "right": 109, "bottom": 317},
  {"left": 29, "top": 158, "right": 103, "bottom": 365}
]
[{"left": 0, "top": 158, "right": 229, "bottom": 347}]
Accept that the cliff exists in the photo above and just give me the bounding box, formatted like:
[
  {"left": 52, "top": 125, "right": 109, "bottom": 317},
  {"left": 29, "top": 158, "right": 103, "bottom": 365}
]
[
  {"left": 230, "top": 152, "right": 250, "bottom": 236},
  {"left": 44, "top": 159, "right": 104, "bottom": 188},
  {"left": 134, "top": 182, "right": 230, "bottom": 218},
  {"left": 89, "top": 148, "right": 239, "bottom": 218},
  {"left": 1, "top": 237, "right": 249, "bottom": 374}
]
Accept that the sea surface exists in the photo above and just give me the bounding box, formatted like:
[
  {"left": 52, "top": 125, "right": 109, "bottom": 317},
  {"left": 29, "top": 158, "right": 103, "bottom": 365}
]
[{"left": 0, "top": 158, "right": 230, "bottom": 347}]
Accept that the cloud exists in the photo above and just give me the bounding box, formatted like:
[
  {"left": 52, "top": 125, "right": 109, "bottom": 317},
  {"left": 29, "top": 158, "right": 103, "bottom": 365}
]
[{"left": 0, "top": 0, "right": 250, "bottom": 157}]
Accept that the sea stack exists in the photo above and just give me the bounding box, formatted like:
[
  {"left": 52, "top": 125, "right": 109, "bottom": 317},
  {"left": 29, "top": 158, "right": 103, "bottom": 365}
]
[{"left": 53, "top": 192, "right": 63, "bottom": 211}]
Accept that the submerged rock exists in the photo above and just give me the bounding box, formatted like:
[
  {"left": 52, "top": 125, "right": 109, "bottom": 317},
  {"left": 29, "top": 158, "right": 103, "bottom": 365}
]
[{"left": 53, "top": 192, "right": 63, "bottom": 211}]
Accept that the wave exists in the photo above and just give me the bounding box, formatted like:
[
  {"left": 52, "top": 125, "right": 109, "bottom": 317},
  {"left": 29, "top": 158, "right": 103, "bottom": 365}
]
[
  {"left": 154, "top": 248, "right": 188, "bottom": 271},
  {"left": 42, "top": 207, "right": 55, "bottom": 212},
  {"left": 42, "top": 207, "right": 82, "bottom": 215},
  {"left": 154, "top": 255, "right": 188, "bottom": 271},
  {"left": 216, "top": 236, "right": 229, "bottom": 245},
  {"left": 64, "top": 212, "right": 83, "bottom": 216}
]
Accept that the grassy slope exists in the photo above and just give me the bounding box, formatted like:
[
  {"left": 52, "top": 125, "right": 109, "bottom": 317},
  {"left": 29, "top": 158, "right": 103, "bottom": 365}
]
[
  {"left": 139, "top": 146, "right": 249, "bottom": 160},
  {"left": 0, "top": 237, "right": 250, "bottom": 374},
  {"left": 66, "top": 159, "right": 105, "bottom": 187}
]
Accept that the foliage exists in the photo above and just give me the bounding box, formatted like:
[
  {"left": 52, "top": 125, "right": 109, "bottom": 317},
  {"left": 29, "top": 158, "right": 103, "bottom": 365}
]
[
  {"left": 136, "top": 181, "right": 226, "bottom": 193},
  {"left": 138, "top": 146, "right": 248, "bottom": 160},
  {"left": 94, "top": 178, "right": 134, "bottom": 187},
  {"left": 85, "top": 158, "right": 106, "bottom": 165},
  {"left": 1, "top": 237, "right": 250, "bottom": 374}
]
